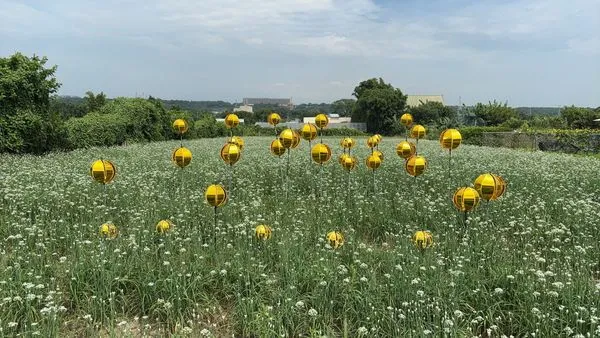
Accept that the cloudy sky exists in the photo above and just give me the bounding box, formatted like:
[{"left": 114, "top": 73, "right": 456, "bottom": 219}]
[{"left": 1, "top": 0, "right": 598, "bottom": 106}]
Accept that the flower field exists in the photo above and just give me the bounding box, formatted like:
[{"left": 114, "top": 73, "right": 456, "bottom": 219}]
[{"left": 1, "top": 136, "right": 599, "bottom": 337}]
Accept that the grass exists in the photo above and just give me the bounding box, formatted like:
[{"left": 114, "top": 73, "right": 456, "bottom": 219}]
[{"left": 0, "top": 136, "right": 599, "bottom": 337}]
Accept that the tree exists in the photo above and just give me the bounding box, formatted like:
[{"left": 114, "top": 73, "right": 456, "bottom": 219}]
[
  {"left": 471, "top": 101, "right": 518, "bottom": 126},
  {"left": 561, "top": 106, "right": 600, "bottom": 129},
  {"left": 407, "top": 101, "right": 457, "bottom": 127},
  {"left": 331, "top": 99, "right": 355, "bottom": 117},
  {"left": 83, "top": 91, "right": 107, "bottom": 113},
  {"left": 351, "top": 78, "right": 406, "bottom": 134}
]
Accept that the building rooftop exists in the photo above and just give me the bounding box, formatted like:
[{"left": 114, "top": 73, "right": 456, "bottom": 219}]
[{"left": 406, "top": 95, "right": 444, "bottom": 107}]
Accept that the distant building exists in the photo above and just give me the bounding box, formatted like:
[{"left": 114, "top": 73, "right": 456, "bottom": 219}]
[
  {"left": 217, "top": 118, "right": 245, "bottom": 124},
  {"left": 243, "top": 98, "right": 294, "bottom": 109},
  {"left": 406, "top": 95, "right": 444, "bottom": 108},
  {"left": 233, "top": 105, "right": 253, "bottom": 113},
  {"left": 303, "top": 115, "right": 352, "bottom": 124}
]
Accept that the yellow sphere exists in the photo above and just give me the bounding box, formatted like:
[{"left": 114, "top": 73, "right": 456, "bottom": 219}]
[
  {"left": 99, "top": 223, "right": 118, "bottom": 239},
  {"left": 267, "top": 113, "right": 281, "bottom": 126},
  {"left": 156, "top": 220, "right": 174, "bottom": 234},
  {"left": 315, "top": 113, "right": 329, "bottom": 129},
  {"left": 230, "top": 136, "right": 245, "bottom": 150},
  {"left": 373, "top": 150, "right": 384, "bottom": 161},
  {"left": 440, "top": 129, "right": 462, "bottom": 150},
  {"left": 410, "top": 125, "right": 426, "bottom": 139},
  {"left": 366, "top": 154, "right": 382, "bottom": 170},
  {"left": 340, "top": 154, "right": 357, "bottom": 171},
  {"left": 311, "top": 143, "right": 332, "bottom": 164},
  {"left": 301, "top": 123, "right": 317, "bottom": 141},
  {"left": 90, "top": 160, "right": 116, "bottom": 184},
  {"left": 405, "top": 155, "right": 427, "bottom": 177},
  {"left": 374, "top": 134, "right": 382, "bottom": 142},
  {"left": 340, "top": 137, "right": 355, "bottom": 149},
  {"left": 172, "top": 119, "right": 189, "bottom": 135},
  {"left": 279, "top": 129, "right": 295, "bottom": 149},
  {"left": 270, "top": 139, "right": 286, "bottom": 157},
  {"left": 326, "top": 231, "right": 344, "bottom": 249},
  {"left": 172, "top": 147, "right": 192, "bottom": 168},
  {"left": 220, "top": 142, "right": 241, "bottom": 165},
  {"left": 205, "top": 184, "right": 227, "bottom": 207},
  {"left": 412, "top": 230, "right": 433, "bottom": 249},
  {"left": 396, "top": 141, "right": 416, "bottom": 159},
  {"left": 453, "top": 187, "right": 480, "bottom": 212},
  {"left": 367, "top": 136, "right": 379, "bottom": 148},
  {"left": 400, "top": 113, "right": 413, "bottom": 127},
  {"left": 474, "top": 173, "right": 506, "bottom": 201},
  {"left": 224, "top": 113, "right": 239, "bottom": 129},
  {"left": 255, "top": 225, "right": 272, "bottom": 240},
  {"left": 291, "top": 130, "right": 301, "bottom": 149}
]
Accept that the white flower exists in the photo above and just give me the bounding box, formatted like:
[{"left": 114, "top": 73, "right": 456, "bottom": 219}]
[
  {"left": 358, "top": 327, "right": 368, "bottom": 335},
  {"left": 295, "top": 301, "right": 305, "bottom": 309},
  {"left": 308, "top": 308, "right": 318, "bottom": 317},
  {"left": 8, "top": 322, "right": 18, "bottom": 328},
  {"left": 200, "top": 328, "right": 211, "bottom": 337},
  {"left": 494, "top": 288, "right": 504, "bottom": 295}
]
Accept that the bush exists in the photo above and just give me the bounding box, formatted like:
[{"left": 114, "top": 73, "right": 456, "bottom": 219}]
[
  {"left": 459, "top": 126, "right": 512, "bottom": 145},
  {"left": 65, "top": 113, "right": 128, "bottom": 148}
]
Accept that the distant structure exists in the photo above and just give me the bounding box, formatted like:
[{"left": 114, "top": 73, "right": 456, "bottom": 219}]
[
  {"left": 303, "top": 114, "right": 351, "bottom": 124},
  {"left": 217, "top": 118, "right": 245, "bottom": 124},
  {"left": 406, "top": 95, "right": 444, "bottom": 108},
  {"left": 233, "top": 105, "right": 253, "bottom": 113},
  {"left": 243, "top": 98, "right": 294, "bottom": 109}
]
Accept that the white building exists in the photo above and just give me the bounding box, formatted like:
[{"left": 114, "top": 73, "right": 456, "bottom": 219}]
[
  {"left": 406, "top": 95, "right": 444, "bottom": 107},
  {"left": 233, "top": 105, "right": 253, "bottom": 113},
  {"left": 303, "top": 114, "right": 352, "bottom": 124}
]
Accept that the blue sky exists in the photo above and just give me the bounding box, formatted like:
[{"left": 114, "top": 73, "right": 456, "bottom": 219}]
[{"left": 1, "top": 0, "right": 598, "bottom": 106}]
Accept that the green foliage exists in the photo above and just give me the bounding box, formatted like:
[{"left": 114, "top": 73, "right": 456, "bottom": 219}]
[
  {"left": 499, "top": 118, "right": 526, "bottom": 129},
  {"left": 64, "top": 112, "right": 128, "bottom": 148},
  {"left": 407, "top": 102, "right": 457, "bottom": 128},
  {"left": 560, "top": 106, "right": 600, "bottom": 129},
  {"left": 331, "top": 99, "right": 356, "bottom": 117},
  {"left": 193, "top": 114, "right": 228, "bottom": 138},
  {"left": 83, "top": 91, "right": 107, "bottom": 113},
  {"left": 459, "top": 126, "right": 512, "bottom": 145},
  {"left": 468, "top": 101, "right": 518, "bottom": 126},
  {"left": 351, "top": 78, "right": 407, "bottom": 134}
]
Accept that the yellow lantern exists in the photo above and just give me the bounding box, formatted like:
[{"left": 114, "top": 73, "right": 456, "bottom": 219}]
[
  {"left": 230, "top": 136, "right": 245, "bottom": 150},
  {"left": 400, "top": 113, "right": 413, "bottom": 127},
  {"left": 99, "top": 223, "right": 118, "bottom": 239},
  {"left": 90, "top": 160, "right": 116, "bottom": 184},
  {"left": 205, "top": 184, "right": 227, "bottom": 207},
  {"left": 366, "top": 154, "right": 382, "bottom": 170},
  {"left": 453, "top": 187, "right": 480, "bottom": 212},
  {"left": 405, "top": 155, "right": 427, "bottom": 177},
  {"left": 474, "top": 173, "right": 506, "bottom": 201},
  {"left": 270, "top": 139, "right": 286, "bottom": 157},
  {"left": 396, "top": 141, "right": 416, "bottom": 159},
  {"left": 311, "top": 143, "right": 332, "bottom": 164},
  {"left": 315, "top": 113, "right": 329, "bottom": 129},
  {"left": 172, "top": 147, "right": 192, "bottom": 168},
  {"left": 267, "top": 113, "right": 281, "bottom": 126},
  {"left": 220, "top": 142, "right": 241, "bottom": 165},
  {"left": 373, "top": 150, "right": 384, "bottom": 161},
  {"left": 301, "top": 123, "right": 317, "bottom": 141},
  {"left": 374, "top": 134, "right": 382, "bottom": 142},
  {"left": 156, "top": 220, "right": 174, "bottom": 234},
  {"left": 291, "top": 130, "right": 301, "bottom": 149},
  {"left": 255, "top": 225, "right": 272, "bottom": 240},
  {"left": 279, "top": 128, "right": 295, "bottom": 149},
  {"left": 340, "top": 137, "right": 355, "bottom": 150},
  {"left": 412, "top": 230, "right": 433, "bottom": 249},
  {"left": 367, "top": 136, "right": 379, "bottom": 148},
  {"left": 326, "top": 231, "right": 344, "bottom": 249},
  {"left": 410, "top": 124, "right": 426, "bottom": 139},
  {"left": 172, "top": 119, "right": 189, "bottom": 135},
  {"left": 340, "top": 154, "right": 357, "bottom": 171},
  {"left": 224, "top": 113, "right": 239, "bottom": 129},
  {"left": 440, "top": 129, "right": 462, "bottom": 150}
]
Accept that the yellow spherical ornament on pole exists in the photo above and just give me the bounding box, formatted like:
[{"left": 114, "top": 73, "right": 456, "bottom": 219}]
[
  {"left": 400, "top": 113, "right": 413, "bottom": 127},
  {"left": 99, "top": 223, "right": 118, "bottom": 239},
  {"left": 270, "top": 139, "right": 286, "bottom": 157},
  {"left": 172, "top": 147, "right": 192, "bottom": 168},
  {"left": 205, "top": 184, "right": 227, "bottom": 207},
  {"left": 156, "top": 220, "right": 174, "bottom": 234},
  {"left": 267, "top": 113, "right": 281, "bottom": 126},
  {"left": 412, "top": 230, "right": 433, "bottom": 250},
  {"left": 366, "top": 154, "right": 382, "bottom": 170},
  {"left": 326, "top": 231, "right": 344, "bottom": 249},
  {"left": 301, "top": 123, "right": 317, "bottom": 141},
  {"left": 224, "top": 113, "right": 240, "bottom": 129},
  {"left": 230, "top": 136, "right": 245, "bottom": 150},
  {"left": 474, "top": 173, "right": 506, "bottom": 201},
  {"left": 405, "top": 155, "right": 427, "bottom": 177},
  {"left": 373, "top": 150, "right": 384, "bottom": 161},
  {"left": 315, "top": 113, "right": 329, "bottom": 129},
  {"left": 291, "top": 130, "right": 301, "bottom": 149},
  {"left": 367, "top": 136, "right": 379, "bottom": 148},
  {"left": 396, "top": 141, "right": 416, "bottom": 159},
  {"left": 340, "top": 154, "right": 357, "bottom": 171},
  {"left": 410, "top": 125, "right": 426, "bottom": 139},
  {"left": 453, "top": 187, "right": 480, "bottom": 212},
  {"left": 172, "top": 119, "right": 189, "bottom": 135},
  {"left": 311, "top": 143, "right": 332, "bottom": 164},
  {"left": 279, "top": 129, "right": 295, "bottom": 149},
  {"left": 340, "top": 137, "right": 355, "bottom": 150},
  {"left": 440, "top": 129, "right": 462, "bottom": 150},
  {"left": 374, "top": 134, "right": 382, "bottom": 142},
  {"left": 220, "top": 142, "right": 241, "bottom": 166},
  {"left": 255, "top": 225, "right": 272, "bottom": 240},
  {"left": 90, "top": 160, "right": 116, "bottom": 184}
]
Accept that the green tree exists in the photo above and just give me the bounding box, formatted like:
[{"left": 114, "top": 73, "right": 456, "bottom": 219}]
[
  {"left": 561, "top": 106, "right": 600, "bottom": 129},
  {"left": 331, "top": 99, "right": 355, "bottom": 117},
  {"left": 407, "top": 101, "right": 457, "bottom": 127},
  {"left": 83, "top": 91, "right": 107, "bottom": 113},
  {"left": 471, "top": 101, "right": 518, "bottom": 126},
  {"left": 351, "top": 78, "right": 406, "bottom": 134}
]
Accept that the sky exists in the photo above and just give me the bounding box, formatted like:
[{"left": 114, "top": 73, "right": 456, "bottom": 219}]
[{"left": 1, "top": 0, "right": 599, "bottom": 106}]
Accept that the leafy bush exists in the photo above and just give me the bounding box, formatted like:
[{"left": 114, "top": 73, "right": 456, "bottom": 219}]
[
  {"left": 65, "top": 113, "right": 129, "bottom": 148},
  {"left": 459, "top": 126, "right": 512, "bottom": 145}
]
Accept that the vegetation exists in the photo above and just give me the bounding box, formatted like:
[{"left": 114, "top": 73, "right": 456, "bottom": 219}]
[{"left": 351, "top": 78, "right": 407, "bottom": 135}]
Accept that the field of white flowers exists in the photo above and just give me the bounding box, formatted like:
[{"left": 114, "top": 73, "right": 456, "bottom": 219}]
[{"left": 1, "top": 136, "right": 599, "bottom": 337}]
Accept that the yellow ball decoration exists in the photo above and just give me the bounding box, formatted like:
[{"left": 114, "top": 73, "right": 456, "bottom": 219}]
[
  {"left": 90, "top": 160, "right": 116, "bottom": 184},
  {"left": 220, "top": 142, "right": 241, "bottom": 165},
  {"left": 373, "top": 150, "right": 384, "bottom": 161},
  {"left": 374, "top": 134, "right": 382, "bottom": 142},
  {"left": 410, "top": 124, "right": 426, "bottom": 139},
  {"left": 412, "top": 230, "right": 433, "bottom": 250},
  {"left": 405, "top": 155, "right": 427, "bottom": 177},
  {"left": 311, "top": 143, "right": 332, "bottom": 164},
  {"left": 172, "top": 147, "right": 192, "bottom": 168},
  {"left": 224, "top": 113, "right": 239, "bottom": 129},
  {"left": 400, "top": 113, "right": 413, "bottom": 127},
  {"left": 230, "top": 136, "right": 245, "bottom": 150},
  {"left": 301, "top": 123, "right": 317, "bottom": 141},
  {"left": 279, "top": 129, "right": 295, "bottom": 149},
  {"left": 396, "top": 141, "right": 416, "bottom": 159},
  {"left": 255, "top": 225, "right": 272, "bottom": 240},
  {"left": 326, "top": 231, "right": 344, "bottom": 249},
  {"left": 172, "top": 119, "right": 189, "bottom": 135},
  {"left": 267, "top": 113, "right": 281, "bottom": 126},
  {"left": 315, "top": 113, "right": 329, "bottom": 129},
  {"left": 366, "top": 154, "right": 382, "bottom": 170},
  {"left": 205, "top": 184, "right": 227, "bottom": 207},
  {"left": 99, "top": 223, "right": 118, "bottom": 239},
  {"left": 453, "top": 187, "right": 480, "bottom": 212},
  {"left": 340, "top": 137, "right": 355, "bottom": 149},
  {"left": 474, "top": 173, "right": 506, "bottom": 201},
  {"left": 270, "top": 139, "right": 286, "bottom": 157},
  {"left": 156, "top": 220, "right": 174, "bottom": 234},
  {"left": 340, "top": 154, "right": 357, "bottom": 171},
  {"left": 440, "top": 129, "right": 462, "bottom": 150},
  {"left": 367, "top": 136, "right": 379, "bottom": 148},
  {"left": 291, "top": 130, "right": 301, "bottom": 149}
]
